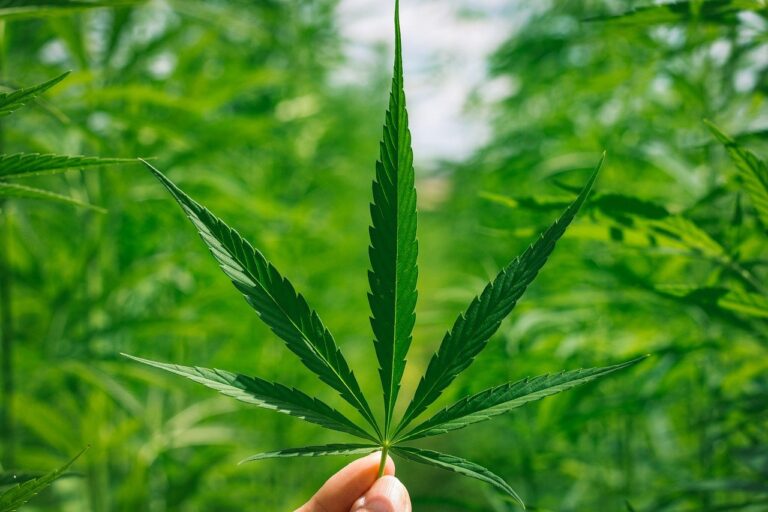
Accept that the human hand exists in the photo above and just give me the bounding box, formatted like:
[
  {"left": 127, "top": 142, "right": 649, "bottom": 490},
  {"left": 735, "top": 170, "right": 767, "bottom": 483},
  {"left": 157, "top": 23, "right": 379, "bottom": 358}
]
[{"left": 296, "top": 452, "right": 412, "bottom": 512}]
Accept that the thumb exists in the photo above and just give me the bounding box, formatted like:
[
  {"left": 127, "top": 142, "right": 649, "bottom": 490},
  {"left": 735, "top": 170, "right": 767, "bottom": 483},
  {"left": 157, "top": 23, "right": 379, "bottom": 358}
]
[{"left": 350, "top": 475, "right": 411, "bottom": 512}]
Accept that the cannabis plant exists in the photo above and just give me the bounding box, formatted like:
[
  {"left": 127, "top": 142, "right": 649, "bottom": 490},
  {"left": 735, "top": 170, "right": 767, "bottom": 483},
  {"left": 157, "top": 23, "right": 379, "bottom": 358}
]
[
  {"left": 0, "top": 68, "right": 128, "bottom": 511},
  {"left": 125, "top": 2, "right": 645, "bottom": 507},
  {"left": 0, "top": 72, "right": 131, "bottom": 207},
  {"left": 0, "top": 450, "right": 84, "bottom": 512}
]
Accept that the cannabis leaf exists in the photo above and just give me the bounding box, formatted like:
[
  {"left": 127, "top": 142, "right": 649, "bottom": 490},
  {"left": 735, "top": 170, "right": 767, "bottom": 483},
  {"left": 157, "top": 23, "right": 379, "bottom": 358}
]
[
  {"left": 140, "top": 159, "right": 380, "bottom": 438},
  {"left": 0, "top": 72, "right": 68, "bottom": 117},
  {"left": 394, "top": 156, "right": 602, "bottom": 436},
  {"left": 0, "top": 1, "right": 144, "bottom": 20},
  {"left": 125, "top": 1, "right": 647, "bottom": 508},
  {"left": 397, "top": 356, "right": 647, "bottom": 442},
  {"left": 0, "top": 183, "right": 106, "bottom": 211},
  {"left": 706, "top": 120, "right": 768, "bottom": 229},
  {"left": 367, "top": 0, "right": 418, "bottom": 439},
  {"left": 240, "top": 444, "right": 378, "bottom": 464},
  {"left": 0, "top": 73, "right": 131, "bottom": 209},
  {"left": 585, "top": 0, "right": 760, "bottom": 26},
  {"left": 0, "top": 153, "right": 134, "bottom": 179},
  {"left": 122, "top": 355, "right": 377, "bottom": 441},
  {"left": 0, "top": 448, "right": 85, "bottom": 512},
  {"left": 0, "top": 472, "right": 43, "bottom": 487},
  {"left": 391, "top": 447, "right": 525, "bottom": 508}
]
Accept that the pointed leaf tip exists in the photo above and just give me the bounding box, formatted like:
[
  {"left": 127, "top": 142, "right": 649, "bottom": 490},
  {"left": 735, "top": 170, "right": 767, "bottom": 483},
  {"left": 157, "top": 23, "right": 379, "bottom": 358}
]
[
  {"left": 0, "top": 71, "right": 71, "bottom": 118},
  {"left": 369, "top": 0, "right": 418, "bottom": 438}
]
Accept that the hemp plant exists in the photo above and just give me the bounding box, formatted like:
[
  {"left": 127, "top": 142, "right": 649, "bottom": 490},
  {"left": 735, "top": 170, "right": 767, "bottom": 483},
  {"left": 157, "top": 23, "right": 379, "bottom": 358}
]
[{"left": 125, "top": 2, "right": 645, "bottom": 507}]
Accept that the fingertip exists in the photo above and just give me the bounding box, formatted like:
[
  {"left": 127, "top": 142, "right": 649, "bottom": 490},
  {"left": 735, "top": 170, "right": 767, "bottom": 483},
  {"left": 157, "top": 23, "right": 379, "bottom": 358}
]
[
  {"left": 350, "top": 475, "right": 411, "bottom": 512},
  {"left": 304, "top": 451, "right": 389, "bottom": 511}
]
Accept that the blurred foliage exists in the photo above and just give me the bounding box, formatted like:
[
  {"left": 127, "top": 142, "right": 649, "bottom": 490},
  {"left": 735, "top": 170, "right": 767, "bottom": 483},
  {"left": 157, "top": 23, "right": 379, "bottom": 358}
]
[
  {"left": 445, "top": 1, "right": 768, "bottom": 510},
  {"left": 0, "top": 0, "right": 766, "bottom": 511}
]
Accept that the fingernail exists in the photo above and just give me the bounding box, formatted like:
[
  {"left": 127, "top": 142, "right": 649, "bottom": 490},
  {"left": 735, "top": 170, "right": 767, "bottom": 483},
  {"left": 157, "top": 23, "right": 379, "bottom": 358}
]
[
  {"left": 378, "top": 476, "right": 407, "bottom": 506},
  {"left": 351, "top": 476, "right": 407, "bottom": 512},
  {"left": 355, "top": 500, "right": 390, "bottom": 512}
]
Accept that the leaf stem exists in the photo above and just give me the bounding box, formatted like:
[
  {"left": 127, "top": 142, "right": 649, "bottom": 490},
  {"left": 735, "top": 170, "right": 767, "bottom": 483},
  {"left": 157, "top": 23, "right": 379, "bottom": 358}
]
[{"left": 377, "top": 443, "right": 390, "bottom": 478}]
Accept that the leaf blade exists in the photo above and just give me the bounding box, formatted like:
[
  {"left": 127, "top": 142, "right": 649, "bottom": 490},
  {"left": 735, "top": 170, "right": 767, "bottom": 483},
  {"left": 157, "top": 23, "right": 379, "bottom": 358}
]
[
  {"left": 392, "top": 447, "right": 525, "bottom": 509},
  {"left": 584, "top": 0, "right": 761, "bottom": 26},
  {"left": 0, "top": 448, "right": 85, "bottom": 512},
  {"left": 0, "top": 183, "right": 105, "bottom": 211},
  {"left": 368, "top": 0, "right": 418, "bottom": 437},
  {"left": 123, "top": 354, "right": 376, "bottom": 442},
  {"left": 0, "top": 1, "right": 143, "bottom": 20},
  {"left": 142, "top": 160, "right": 380, "bottom": 437},
  {"left": 396, "top": 157, "right": 603, "bottom": 435},
  {"left": 0, "top": 72, "right": 69, "bottom": 117},
  {"left": 0, "top": 153, "right": 134, "bottom": 179},
  {"left": 399, "top": 356, "right": 647, "bottom": 442},
  {"left": 705, "top": 120, "right": 768, "bottom": 228},
  {"left": 240, "top": 444, "right": 378, "bottom": 464}
]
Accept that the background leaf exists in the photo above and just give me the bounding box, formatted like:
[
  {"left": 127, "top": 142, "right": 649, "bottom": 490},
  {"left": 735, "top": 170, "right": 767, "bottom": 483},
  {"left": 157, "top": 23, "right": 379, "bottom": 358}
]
[
  {"left": 0, "top": 153, "right": 134, "bottom": 179},
  {"left": 585, "top": 0, "right": 762, "bottom": 26},
  {"left": 0, "top": 72, "right": 68, "bottom": 117},
  {"left": 0, "top": 1, "right": 143, "bottom": 19},
  {"left": 706, "top": 121, "right": 768, "bottom": 229},
  {"left": 0, "top": 448, "right": 85, "bottom": 512},
  {"left": 0, "top": 182, "right": 104, "bottom": 211}
]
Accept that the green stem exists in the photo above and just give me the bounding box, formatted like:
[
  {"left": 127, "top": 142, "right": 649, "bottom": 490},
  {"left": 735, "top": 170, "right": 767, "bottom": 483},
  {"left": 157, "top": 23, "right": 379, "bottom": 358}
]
[
  {"left": 0, "top": 19, "right": 13, "bottom": 470},
  {"left": 376, "top": 443, "right": 390, "bottom": 478}
]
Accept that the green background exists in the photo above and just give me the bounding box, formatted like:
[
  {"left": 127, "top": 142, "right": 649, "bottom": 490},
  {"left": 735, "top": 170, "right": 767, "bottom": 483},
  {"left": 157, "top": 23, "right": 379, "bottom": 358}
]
[{"left": 1, "top": 0, "right": 766, "bottom": 510}]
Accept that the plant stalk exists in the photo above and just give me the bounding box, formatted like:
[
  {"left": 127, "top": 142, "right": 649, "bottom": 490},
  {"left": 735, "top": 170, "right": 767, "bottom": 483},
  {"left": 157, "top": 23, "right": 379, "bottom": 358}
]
[
  {"left": 0, "top": 19, "right": 13, "bottom": 470},
  {"left": 0, "top": 208, "right": 12, "bottom": 470},
  {"left": 376, "top": 443, "right": 390, "bottom": 478}
]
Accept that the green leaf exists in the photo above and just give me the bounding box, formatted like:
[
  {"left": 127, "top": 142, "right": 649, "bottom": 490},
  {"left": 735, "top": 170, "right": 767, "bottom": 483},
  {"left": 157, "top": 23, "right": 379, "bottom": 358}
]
[
  {"left": 142, "top": 160, "right": 380, "bottom": 438},
  {"left": 0, "top": 448, "right": 85, "bottom": 512},
  {"left": 396, "top": 157, "right": 602, "bottom": 435},
  {"left": 0, "top": 72, "right": 68, "bottom": 117},
  {"left": 398, "top": 356, "right": 648, "bottom": 442},
  {"left": 706, "top": 120, "right": 768, "bottom": 228},
  {"left": 0, "top": 182, "right": 105, "bottom": 211},
  {"left": 0, "top": 153, "right": 134, "bottom": 179},
  {"left": 482, "top": 191, "right": 669, "bottom": 219},
  {"left": 718, "top": 290, "right": 768, "bottom": 318},
  {"left": 368, "top": 0, "right": 418, "bottom": 438},
  {"left": 391, "top": 447, "right": 525, "bottom": 509},
  {"left": 0, "top": 473, "right": 44, "bottom": 487},
  {"left": 240, "top": 444, "right": 378, "bottom": 464},
  {"left": 658, "top": 285, "right": 768, "bottom": 319},
  {"left": 122, "top": 354, "right": 376, "bottom": 442},
  {"left": 645, "top": 216, "right": 729, "bottom": 259},
  {"left": 585, "top": 0, "right": 761, "bottom": 26},
  {"left": 0, "top": 1, "right": 143, "bottom": 19}
]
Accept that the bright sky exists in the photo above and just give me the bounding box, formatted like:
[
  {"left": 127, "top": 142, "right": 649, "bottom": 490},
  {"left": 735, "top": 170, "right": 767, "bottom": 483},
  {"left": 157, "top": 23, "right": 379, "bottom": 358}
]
[{"left": 337, "top": 0, "right": 528, "bottom": 164}]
